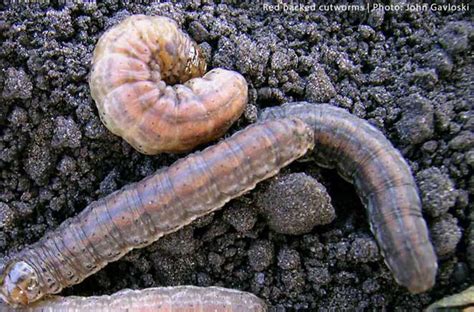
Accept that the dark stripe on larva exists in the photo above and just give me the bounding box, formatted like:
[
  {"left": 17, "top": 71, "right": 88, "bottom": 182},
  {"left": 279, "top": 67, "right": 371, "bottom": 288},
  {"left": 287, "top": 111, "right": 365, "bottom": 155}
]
[
  {"left": 258, "top": 101, "right": 437, "bottom": 294},
  {"left": 0, "top": 286, "right": 267, "bottom": 312},
  {"left": 0, "top": 118, "right": 313, "bottom": 306}
]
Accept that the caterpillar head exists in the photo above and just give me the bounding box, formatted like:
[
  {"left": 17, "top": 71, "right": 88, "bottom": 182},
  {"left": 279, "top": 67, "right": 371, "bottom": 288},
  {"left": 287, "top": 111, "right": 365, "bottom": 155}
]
[
  {"left": 184, "top": 41, "right": 207, "bottom": 81},
  {"left": 0, "top": 260, "right": 41, "bottom": 306}
]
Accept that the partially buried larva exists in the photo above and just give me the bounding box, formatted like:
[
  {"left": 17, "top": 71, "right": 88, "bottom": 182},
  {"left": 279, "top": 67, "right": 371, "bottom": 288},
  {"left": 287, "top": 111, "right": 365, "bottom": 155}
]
[
  {"left": 89, "top": 14, "right": 248, "bottom": 154},
  {"left": 0, "top": 286, "right": 266, "bottom": 312}
]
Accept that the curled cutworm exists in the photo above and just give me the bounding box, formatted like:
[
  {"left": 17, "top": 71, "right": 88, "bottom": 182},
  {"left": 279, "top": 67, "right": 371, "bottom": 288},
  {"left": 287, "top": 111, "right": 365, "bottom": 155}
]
[
  {"left": 0, "top": 286, "right": 266, "bottom": 312},
  {"left": 0, "top": 118, "right": 313, "bottom": 307},
  {"left": 90, "top": 15, "right": 248, "bottom": 154},
  {"left": 259, "top": 101, "right": 438, "bottom": 294}
]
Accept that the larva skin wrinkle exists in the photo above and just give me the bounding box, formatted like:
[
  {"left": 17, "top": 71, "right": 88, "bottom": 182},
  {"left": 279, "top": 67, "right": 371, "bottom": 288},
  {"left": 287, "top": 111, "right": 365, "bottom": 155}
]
[
  {"left": 0, "top": 286, "right": 267, "bottom": 312},
  {"left": 0, "top": 118, "right": 313, "bottom": 307},
  {"left": 89, "top": 15, "right": 248, "bottom": 154},
  {"left": 259, "top": 102, "right": 438, "bottom": 294}
]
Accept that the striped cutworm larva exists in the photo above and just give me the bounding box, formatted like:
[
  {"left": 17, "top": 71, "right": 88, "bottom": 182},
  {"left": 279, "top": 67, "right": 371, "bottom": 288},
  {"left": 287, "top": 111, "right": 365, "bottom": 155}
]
[
  {"left": 89, "top": 15, "right": 248, "bottom": 154},
  {"left": 0, "top": 118, "right": 313, "bottom": 307},
  {"left": 259, "top": 101, "right": 438, "bottom": 294},
  {"left": 0, "top": 286, "right": 266, "bottom": 312}
]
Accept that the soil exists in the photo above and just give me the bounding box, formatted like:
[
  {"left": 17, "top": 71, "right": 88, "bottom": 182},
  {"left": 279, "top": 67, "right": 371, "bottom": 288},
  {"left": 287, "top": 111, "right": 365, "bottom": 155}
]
[{"left": 0, "top": 1, "right": 472, "bottom": 311}]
